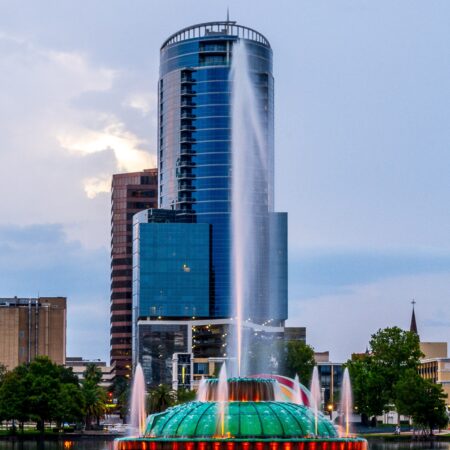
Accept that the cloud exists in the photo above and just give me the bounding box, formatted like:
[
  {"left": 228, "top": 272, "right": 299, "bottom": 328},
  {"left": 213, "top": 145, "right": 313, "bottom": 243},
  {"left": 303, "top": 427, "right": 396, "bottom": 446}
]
[
  {"left": 83, "top": 175, "right": 112, "bottom": 199},
  {"left": 123, "top": 92, "right": 157, "bottom": 116},
  {"left": 0, "top": 30, "right": 156, "bottom": 247},
  {"left": 0, "top": 224, "right": 110, "bottom": 360}
]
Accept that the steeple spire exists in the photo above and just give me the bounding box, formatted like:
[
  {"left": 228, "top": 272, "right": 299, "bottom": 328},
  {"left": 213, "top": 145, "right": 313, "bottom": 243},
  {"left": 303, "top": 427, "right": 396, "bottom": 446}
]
[{"left": 410, "top": 299, "right": 418, "bottom": 335}]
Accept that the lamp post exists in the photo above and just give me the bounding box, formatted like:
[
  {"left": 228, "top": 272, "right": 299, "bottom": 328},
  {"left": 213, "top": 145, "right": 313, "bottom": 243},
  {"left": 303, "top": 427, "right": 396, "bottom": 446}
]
[{"left": 327, "top": 404, "right": 333, "bottom": 419}]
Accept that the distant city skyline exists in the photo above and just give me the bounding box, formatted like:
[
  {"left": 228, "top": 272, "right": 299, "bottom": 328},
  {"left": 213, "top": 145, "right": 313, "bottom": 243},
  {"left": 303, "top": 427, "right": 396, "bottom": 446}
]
[{"left": 0, "top": 0, "right": 449, "bottom": 362}]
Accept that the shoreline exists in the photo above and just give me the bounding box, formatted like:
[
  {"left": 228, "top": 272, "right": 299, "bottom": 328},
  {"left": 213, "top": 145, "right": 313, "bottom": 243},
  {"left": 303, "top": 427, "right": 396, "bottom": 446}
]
[
  {"left": 364, "top": 434, "right": 450, "bottom": 442},
  {"left": 0, "top": 432, "right": 123, "bottom": 441}
]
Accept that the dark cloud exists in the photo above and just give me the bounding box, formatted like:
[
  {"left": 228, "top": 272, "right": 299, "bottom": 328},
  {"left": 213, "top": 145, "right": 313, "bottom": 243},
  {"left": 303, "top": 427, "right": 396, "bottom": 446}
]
[{"left": 289, "top": 248, "right": 450, "bottom": 299}]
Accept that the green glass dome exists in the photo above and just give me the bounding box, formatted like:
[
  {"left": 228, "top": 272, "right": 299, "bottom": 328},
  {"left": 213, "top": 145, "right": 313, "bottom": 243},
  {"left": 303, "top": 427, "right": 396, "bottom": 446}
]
[{"left": 145, "top": 401, "right": 338, "bottom": 439}]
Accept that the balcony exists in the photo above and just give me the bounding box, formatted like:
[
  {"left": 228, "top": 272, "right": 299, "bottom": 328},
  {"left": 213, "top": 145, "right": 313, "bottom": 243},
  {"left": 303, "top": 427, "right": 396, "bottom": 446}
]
[
  {"left": 178, "top": 183, "right": 194, "bottom": 191},
  {"left": 181, "top": 76, "right": 195, "bottom": 84},
  {"left": 181, "top": 88, "right": 195, "bottom": 96},
  {"left": 180, "top": 124, "right": 195, "bottom": 131},
  {"left": 181, "top": 112, "right": 196, "bottom": 119},
  {"left": 178, "top": 160, "right": 195, "bottom": 168},
  {"left": 180, "top": 136, "right": 196, "bottom": 144},
  {"left": 181, "top": 100, "right": 195, "bottom": 108}
]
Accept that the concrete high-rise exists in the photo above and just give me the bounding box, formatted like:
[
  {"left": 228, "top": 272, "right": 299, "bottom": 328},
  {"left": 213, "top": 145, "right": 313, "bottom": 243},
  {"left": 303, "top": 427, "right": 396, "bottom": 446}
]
[
  {"left": 110, "top": 169, "right": 158, "bottom": 378},
  {"left": 0, "top": 297, "right": 66, "bottom": 370}
]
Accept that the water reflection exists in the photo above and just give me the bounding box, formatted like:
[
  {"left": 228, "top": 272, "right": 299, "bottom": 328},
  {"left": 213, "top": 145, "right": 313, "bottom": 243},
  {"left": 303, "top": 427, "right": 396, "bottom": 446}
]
[
  {"left": 0, "top": 441, "right": 448, "bottom": 450},
  {"left": 0, "top": 441, "right": 114, "bottom": 450}
]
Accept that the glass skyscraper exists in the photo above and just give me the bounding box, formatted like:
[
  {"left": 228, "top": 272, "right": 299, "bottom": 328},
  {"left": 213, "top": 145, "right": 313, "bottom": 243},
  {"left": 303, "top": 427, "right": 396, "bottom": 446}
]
[{"left": 158, "top": 21, "right": 286, "bottom": 322}]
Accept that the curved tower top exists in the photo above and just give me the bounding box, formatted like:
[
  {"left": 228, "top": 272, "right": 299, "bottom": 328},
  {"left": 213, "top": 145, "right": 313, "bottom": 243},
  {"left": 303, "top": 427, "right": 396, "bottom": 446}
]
[{"left": 160, "top": 21, "right": 271, "bottom": 50}]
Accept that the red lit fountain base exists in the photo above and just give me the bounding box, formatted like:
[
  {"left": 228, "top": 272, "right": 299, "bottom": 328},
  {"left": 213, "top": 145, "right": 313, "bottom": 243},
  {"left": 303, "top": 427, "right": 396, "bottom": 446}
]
[{"left": 115, "top": 439, "right": 367, "bottom": 450}]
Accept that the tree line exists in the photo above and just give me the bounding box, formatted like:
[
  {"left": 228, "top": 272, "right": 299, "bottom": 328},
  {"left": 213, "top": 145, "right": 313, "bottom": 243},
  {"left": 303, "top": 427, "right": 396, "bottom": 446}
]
[{"left": 0, "top": 356, "right": 107, "bottom": 432}]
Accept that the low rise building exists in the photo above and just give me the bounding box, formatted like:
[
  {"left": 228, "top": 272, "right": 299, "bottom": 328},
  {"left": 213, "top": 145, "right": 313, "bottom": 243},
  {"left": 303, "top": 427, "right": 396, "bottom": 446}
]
[
  {"left": 0, "top": 296, "right": 66, "bottom": 370},
  {"left": 65, "top": 357, "right": 115, "bottom": 389}
]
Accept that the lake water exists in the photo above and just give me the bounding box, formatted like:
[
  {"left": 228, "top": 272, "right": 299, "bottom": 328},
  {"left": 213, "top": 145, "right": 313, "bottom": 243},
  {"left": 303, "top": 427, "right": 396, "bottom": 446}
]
[{"left": 0, "top": 441, "right": 449, "bottom": 450}]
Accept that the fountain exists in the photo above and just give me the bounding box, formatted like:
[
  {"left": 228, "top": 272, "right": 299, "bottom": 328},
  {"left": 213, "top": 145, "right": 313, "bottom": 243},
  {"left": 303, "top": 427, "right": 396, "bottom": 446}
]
[
  {"left": 116, "top": 377, "right": 366, "bottom": 450},
  {"left": 217, "top": 364, "right": 229, "bottom": 436},
  {"left": 293, "top": 375, "right": 304, "bottom": 405},
  {"left": 310, "top": 367, "right": 322, "bottom": 436},
  {"left": 339, "top": 368, "right": 353, "bottom": 437},
  {"left": 128, "top": 363, "right": 147, "bottom": 437},
  {"left": 230, "top": 40, "right": 269, "bottom": 377}
]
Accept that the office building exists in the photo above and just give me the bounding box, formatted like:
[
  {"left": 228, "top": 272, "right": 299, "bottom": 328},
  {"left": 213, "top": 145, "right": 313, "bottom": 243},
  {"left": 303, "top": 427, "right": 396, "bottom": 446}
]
[
  {"left": 66, "top": 357, "right": 115, "bottom": 389},
  {"left": 0, "top": 297, "right": 66, "bottom": 370},
  {"left": 158, "top": 21, "right": 287, "bottom": 322},
  {"left": 133, "top": 21, "right": 288, "bottom": 385},
  {"left": 110, "top": 169, "right": 158, "bottom": 378}
]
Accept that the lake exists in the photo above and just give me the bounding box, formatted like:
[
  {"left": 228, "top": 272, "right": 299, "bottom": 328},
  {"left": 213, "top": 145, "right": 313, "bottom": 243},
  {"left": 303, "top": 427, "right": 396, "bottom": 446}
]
[{"left": 0, "top": 441, "right": 449, "bottom": 450}]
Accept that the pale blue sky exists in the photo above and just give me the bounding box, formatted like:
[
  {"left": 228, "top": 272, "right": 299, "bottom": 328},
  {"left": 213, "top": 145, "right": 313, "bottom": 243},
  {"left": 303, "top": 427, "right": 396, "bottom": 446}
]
[{"left": 0, "top": 0, "right": 449, "bottom": 361}]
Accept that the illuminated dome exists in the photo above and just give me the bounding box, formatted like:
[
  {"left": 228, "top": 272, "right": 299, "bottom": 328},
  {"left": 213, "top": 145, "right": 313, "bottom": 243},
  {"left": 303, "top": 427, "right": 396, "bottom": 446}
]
[
  {"left": 146, "top": 401, "right": 337, "bottom": 439},
  {"left": 116, "top": 378, "right": 367, "bottom": 450}
]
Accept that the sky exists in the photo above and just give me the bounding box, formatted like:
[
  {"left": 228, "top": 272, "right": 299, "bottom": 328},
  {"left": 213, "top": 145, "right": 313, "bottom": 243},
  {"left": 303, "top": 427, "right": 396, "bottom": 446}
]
[{"left": 0, "top": 0, "right": 449, "bottom": 362}]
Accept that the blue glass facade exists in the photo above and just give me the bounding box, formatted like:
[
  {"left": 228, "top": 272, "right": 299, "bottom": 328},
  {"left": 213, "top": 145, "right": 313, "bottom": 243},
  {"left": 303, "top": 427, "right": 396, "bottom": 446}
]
[
  {"left": 133, "top": 210, "right": 210, "bottom": 319},
  {"left": 158, "top": 22, "right": 284, "bottom": 321}
]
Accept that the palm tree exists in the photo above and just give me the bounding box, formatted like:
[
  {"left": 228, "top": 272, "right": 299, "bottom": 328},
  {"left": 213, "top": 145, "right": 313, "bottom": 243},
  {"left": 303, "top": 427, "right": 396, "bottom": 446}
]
[
  {"left": 148, "top": 384, "right": 176, "bottom": 413},
  {"left": 82, "top": 365, "right": 106, "bottom": 429}
]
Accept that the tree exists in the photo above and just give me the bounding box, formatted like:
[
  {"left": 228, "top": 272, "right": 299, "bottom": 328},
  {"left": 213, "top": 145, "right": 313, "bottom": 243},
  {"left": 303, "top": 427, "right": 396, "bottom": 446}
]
[
  {"left": 285, "top": 341, "right": 316, "bottom": 386},
  {"left": 370, "top": 327, "right": 422, "bottom": 416},
  {"left": 26, "top": 357, "right": 64, "bottom": 432},
  {"left": 113, "top": 376, "right": 130, "bottom": 420},
  {"left": 395, "top": 369, "right": 448, "bottom": 435},
  {"left": 56, "top": 383, "right": 85, "bottom": 426},
  {"left": 0, "top": 367, "right": 29, "bottom": 429},
  {"left": 82, "top": 380, "right": 107, "bottom": 429},
  {"left": 0, "top": 363, "right": 7, "bottom": 384},
  {"left": 0, "top": 357, "right": 84, "bottom": 432},
  {"left": 84, "top": 363, "right": 103, "bottom": 384},
  {"left": 346, "top": 354, "right": 387, "bottom": 422},
  {"left": 176, "top": 388, "right": 196, "bottom": 404},
  {"left": 148, "top": 384, "right": 176, "bottom": 413}
]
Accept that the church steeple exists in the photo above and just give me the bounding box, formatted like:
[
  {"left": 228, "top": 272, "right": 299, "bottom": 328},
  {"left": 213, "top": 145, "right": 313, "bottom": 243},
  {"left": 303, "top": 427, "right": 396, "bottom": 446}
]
[{"left": 410, "top": 299, "right": 418, "bottom": 335}]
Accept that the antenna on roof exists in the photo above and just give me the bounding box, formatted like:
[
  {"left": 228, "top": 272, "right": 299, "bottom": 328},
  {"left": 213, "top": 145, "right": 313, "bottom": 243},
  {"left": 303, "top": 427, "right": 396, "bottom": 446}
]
[{"left": 227, "top": 7, "right": 230, "bottom": 22}]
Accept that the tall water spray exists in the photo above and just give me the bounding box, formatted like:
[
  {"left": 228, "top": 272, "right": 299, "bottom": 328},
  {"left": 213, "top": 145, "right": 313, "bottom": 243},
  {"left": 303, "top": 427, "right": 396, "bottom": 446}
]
[
  {"left": 230, "top": 40, "right": 269, "bottom": 377},
  {"left": 216, "top": 363, "right": 229, "bottom": 436},
  {"left": 196, "top": 377, "right": 208, "bottom": 402},
  {"left": 310, "top": 367, "right": 322, "bottom": 436},
  {"left": 294, "top": 374, "right": 304, "bottom": 405},
  {"left": 339, "top": 368, "right": 353, "bottom": 437},
  {"left": 129, "top": 363, "right": 147, "bottom": 437}
]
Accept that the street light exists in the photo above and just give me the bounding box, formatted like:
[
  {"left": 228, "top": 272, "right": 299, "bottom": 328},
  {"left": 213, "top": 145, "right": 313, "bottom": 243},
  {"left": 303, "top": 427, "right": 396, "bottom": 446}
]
[{"left": 327, "top": 404, "right": 333, "bottom": 419}]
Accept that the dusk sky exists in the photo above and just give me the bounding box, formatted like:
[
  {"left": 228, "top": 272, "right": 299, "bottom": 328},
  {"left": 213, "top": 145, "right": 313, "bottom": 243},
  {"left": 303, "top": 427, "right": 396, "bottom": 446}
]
[{"left": 0, "top": 0, "right": 449, "bottom": 362}]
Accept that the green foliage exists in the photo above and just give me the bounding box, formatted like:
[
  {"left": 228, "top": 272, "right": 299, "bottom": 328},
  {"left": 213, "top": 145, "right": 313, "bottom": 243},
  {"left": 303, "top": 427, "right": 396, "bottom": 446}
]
[
  {"left": 113, "top": 375, "right": 130, "bottom": 419},
  {"left": 346, "top": 327, "right": 423, "bottom": 417},
  {"left": 0, "top": 363, "right": 7, "bottom": 384},
  {"left": 176, "top": 388, "right": 196, "bottom": 404},
  {"left": 0, "top": 356, "right": 84, "bottom": 431},
  {"left": 148, "top": 384, "right": 176, "bottom": 413},
  {"left": 0, "top": 367, "right": 29, "bottom": 424},
  {"left": 395, "top": 369, "right": 448, "bottom": 434},
  {"left": 82, "top": 380, "right": 107, "bottom": 429},
  {"left": 346, "top": 326, "right": 447, "bottom": 432},
  {"left": 83, "top": 363, "right": 103, "bottom": 384},
  {"left": 285, "top": 341, "right": 316, "bottom": 386}
]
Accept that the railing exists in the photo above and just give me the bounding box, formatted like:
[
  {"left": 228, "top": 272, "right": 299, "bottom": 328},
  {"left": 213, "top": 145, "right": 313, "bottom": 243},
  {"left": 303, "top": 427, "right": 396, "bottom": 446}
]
[{"left": 161, "top": 21, "right": 270, "bottom": 50}]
